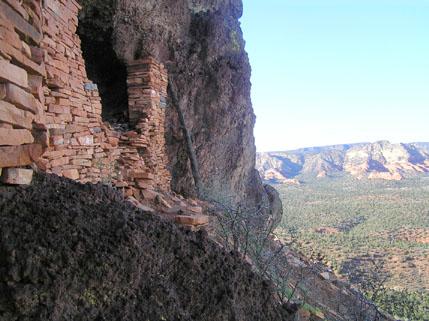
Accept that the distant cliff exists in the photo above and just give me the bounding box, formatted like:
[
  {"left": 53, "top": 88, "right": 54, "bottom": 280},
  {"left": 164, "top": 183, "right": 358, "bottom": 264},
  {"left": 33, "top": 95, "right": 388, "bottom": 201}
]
[{"left": 257, "top": 141, "right": 429, "bottom": 182}]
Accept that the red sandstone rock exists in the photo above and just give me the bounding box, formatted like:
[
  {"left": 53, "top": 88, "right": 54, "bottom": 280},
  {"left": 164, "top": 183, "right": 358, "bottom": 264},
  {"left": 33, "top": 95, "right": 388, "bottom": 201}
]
[
  {"left": 77, "top": 135, "right": 93, "bottom": 145},
  {"left": 107, "top": 137, "right": 119, "bottom": 146},
  {"left": 63, "top": 169, "right": 79, "bottom": 180},
  {"left": 141, "top": 189, "right": 159, "bottom": 201},
  {"left": 124, "top": 188, "right": 134, "bottom": 197},
  {"left": 114, "top": 181, "right": 128, "bottom": 188},
  {"left": 50, "top": 157, "right": 69, "bottom": 167},
  {"left": 3, "top": 0, "right": 29, "bottom": 21},
  {"left": 0, "top": 144, "right": 43, "bottom": 168},
  {"left": 30, "top": 46, "right": 44, "bottom": 64},
  {"left": 0, "top": 84, "right": 5, "bottom": 99},
  {"left": 0, "top": 39, "right": 45, "bottom": 77},
  {"left": 174, "top": 215, "right": 209, "bottom": 226},
  {"left": 28, "top": 74, "right": 44, "bottom": 100},
  {"left": 155, "top": 194, "right": 172, "bottom": 209},
  {"left": 3, "top": 83, "right": 40, "bottom": 114},
  {"left": 34, "top": 157, "right": 49, "bottom": 171},
  {"left": 0, "top": 60, "right": 28, "bottom": 89},
  {"left": 188, "top": 206, "right": 203, "bottom": 214},
  {"left": 0, "top": 128, "right": 34, "bottom": 145},
  {"left": 21, "top": 41, "right": 31, "bottom": 58},
  {"left": 0, "top": 101, "right": 33, "bottom": 129},
  {"left": 48, "top": 104, "right": 70, "bottom": 114},
  {"left": 136, "top": 179, "right": 154, "bottom": 189},
  {"left": 0, "top": 1, "right": 42, "bottom": 44},
  {"left": 50, "top": 135, "right": 64, "bottom": 146},
  {"left": 0, "top": 25, "right": 22, "bottom": 50},
  {"left": 1, "top": 167, "right": 33, "bottom": 185}
]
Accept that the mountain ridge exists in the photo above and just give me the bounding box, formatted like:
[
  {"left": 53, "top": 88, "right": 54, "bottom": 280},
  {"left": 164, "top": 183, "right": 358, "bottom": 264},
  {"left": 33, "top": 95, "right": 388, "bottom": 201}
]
[{"left": 257, "top": 141, "right": 429, "bottom": 183}]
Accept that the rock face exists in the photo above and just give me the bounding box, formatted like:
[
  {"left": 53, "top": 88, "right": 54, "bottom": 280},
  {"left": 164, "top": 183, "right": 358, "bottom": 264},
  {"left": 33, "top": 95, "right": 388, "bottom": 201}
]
[
  {"left": 0, "top": 173, "right": 292, "bottom": 321},
  {"left": 1, "top": 0, "right": 278, "bottom": 221},
  {"left": 257, "top": 141, "right": 429, "bottom": 182},
  {"left": 112, "top": 0, "right": 270, "bottom": 210}
]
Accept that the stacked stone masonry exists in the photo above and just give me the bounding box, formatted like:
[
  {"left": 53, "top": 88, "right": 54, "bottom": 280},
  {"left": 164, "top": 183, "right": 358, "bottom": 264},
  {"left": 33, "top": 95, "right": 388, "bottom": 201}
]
[{"left": 0, "top": 0, "right": 171, "bottom": 198}]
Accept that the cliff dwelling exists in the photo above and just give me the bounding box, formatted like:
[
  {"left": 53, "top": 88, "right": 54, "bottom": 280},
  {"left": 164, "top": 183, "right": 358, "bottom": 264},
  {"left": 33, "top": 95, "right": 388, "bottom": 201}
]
[{"left": 78, "top": 19, "right": 129, "bottom": 126}]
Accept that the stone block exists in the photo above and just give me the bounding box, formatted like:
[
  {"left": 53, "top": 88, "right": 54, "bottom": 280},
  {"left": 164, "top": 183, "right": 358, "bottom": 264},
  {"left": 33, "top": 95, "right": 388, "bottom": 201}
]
[
  {"left": 108, "top": 137, "right": 119, "bottom": 146},
  {"left": 126, "top": 196, "right": 155, "bottom": 213},
  {"left": 136, "top": 179, "right": 154, "bottom": 189},
  {"left": 0, "top": 2, "right": 42, "bottom": 44},
  {"left": 84, "top": 83, "right": 98, "bottom": 91},
  {"left": 71, "top": 159, "right": 91, "bottom": 166},
  {"left": 0, "top": 128, "right": 34, "bottom": 145},
  {"left": 3, "top": 83, "right": 40, "bottom": 114},
  {"left": 28, "top": 74, "right": 43, "bottom": 94},
  {"left": 129, "top": 170, "right": 151, "bottom": 179},
  {"left": 30, "top": 46, "right": 44, "bottom": 64},
  {"left": 0, "top": 38, "right": 45, "bottom": 77},
  {"left": 188, "top": 206, "right": 203, "bottom": 214},
  {"left": 50, "top": 135, "right": 64, "bottom": 146},
  {"left": 21, "top": 41, "right": 31, "bottom": 58},
  {"left": 0, "top": 100, "right": 33, "bottom": 129},
  {"left": 0, "top": 83, "right": 5, "bottom": 99},
  {"left": 50, "top": 157, "right": 69, "bottom": 167},
  {"left": 48, "top": 104, "right": 70, "bottom": 114},
  {"left": 49, "top": 128, "right": 66, "bottom": 136},
  {"left": 1, "top": 168, "right": 33, "bottom": 185},
  {"left": 141, "top": 189, "right": 159, "bottom": 201},
  {"left": 44, "top": 0, "right": 61, "bottom": 16},
  {"left": 3, "top": 0, "right": 29, "bottom": 21},
  {"left": 0, "top": 144, "right": 43, "bottom": 167},
  {"left": 155, "top": 194, "right": 172, "bottom": 208},
  {"left": 0, "top": 123, "right": 12, "bottom": 129},
  {"left": 77, "top": 135, "right": 93, "bottom": 146},
  {"left": 0, "top": 60, "right": 28, "bottom": 88},
  {"left": 0, "top": 25, "right": 22, "bottom": 50},
  {"left": 63, "top": 169, "right": 79, "bottom": 180},
  {"left": 34, "top": 157, "right": 49, "bottom": 171},
  {"left": 124, "top": 188, "right": 134, "bottom": 197},
  {"left": 174, "top": 215, "right": 209, "bottom": 226}
]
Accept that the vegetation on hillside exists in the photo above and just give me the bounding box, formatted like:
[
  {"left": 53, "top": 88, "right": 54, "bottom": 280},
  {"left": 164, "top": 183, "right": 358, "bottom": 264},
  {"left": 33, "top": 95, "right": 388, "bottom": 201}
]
[{"left": 276, "top": 175, "right": 429, "bottom": 320}]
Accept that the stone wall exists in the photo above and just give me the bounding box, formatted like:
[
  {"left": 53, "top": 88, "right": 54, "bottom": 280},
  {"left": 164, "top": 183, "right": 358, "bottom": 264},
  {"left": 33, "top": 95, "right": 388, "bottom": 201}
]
[
  {"left": 125, "top": 58, "right": 171, "bottom": 191},
  {"left": 0, "top": 0, "right": 46, "bottom": 179},
  {"left": 0, "top": 0, "right": 171, "bottom": 197}
]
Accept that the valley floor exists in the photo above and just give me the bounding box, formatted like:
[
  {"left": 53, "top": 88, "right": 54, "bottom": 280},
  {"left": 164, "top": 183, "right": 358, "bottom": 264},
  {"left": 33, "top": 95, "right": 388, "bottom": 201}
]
[{"left": 275, "top": 175, "right": 429, "bottom": 320}]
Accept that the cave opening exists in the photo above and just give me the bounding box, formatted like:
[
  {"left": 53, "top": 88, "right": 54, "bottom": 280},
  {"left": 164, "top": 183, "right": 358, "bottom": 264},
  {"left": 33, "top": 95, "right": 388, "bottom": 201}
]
[{"left": 77, "top": 4, "right": 129, "bottom": 129}]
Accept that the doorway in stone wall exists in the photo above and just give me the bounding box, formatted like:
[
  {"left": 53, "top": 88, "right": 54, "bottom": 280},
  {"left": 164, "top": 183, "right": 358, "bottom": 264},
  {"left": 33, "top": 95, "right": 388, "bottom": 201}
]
[{"left": 77, "top": 2, "right": 129, "bottom": 131}]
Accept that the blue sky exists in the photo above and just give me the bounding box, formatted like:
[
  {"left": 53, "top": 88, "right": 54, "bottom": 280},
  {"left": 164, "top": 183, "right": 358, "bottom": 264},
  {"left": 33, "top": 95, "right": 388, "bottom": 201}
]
[{"left": 240, "top": 0, "right": 429, "bottom": 151}]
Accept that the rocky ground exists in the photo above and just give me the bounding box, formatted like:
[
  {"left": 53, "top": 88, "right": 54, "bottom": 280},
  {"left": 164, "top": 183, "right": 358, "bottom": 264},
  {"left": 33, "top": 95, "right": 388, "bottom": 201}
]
[{"left": 0, "top": 173, "right": 293, "bottom": 321}]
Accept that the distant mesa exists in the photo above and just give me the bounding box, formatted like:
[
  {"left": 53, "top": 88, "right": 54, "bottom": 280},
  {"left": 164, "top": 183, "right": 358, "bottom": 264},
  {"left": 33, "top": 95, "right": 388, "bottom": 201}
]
[{"left": 257, "top": 141, "right": 429, "bottom": 183}]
